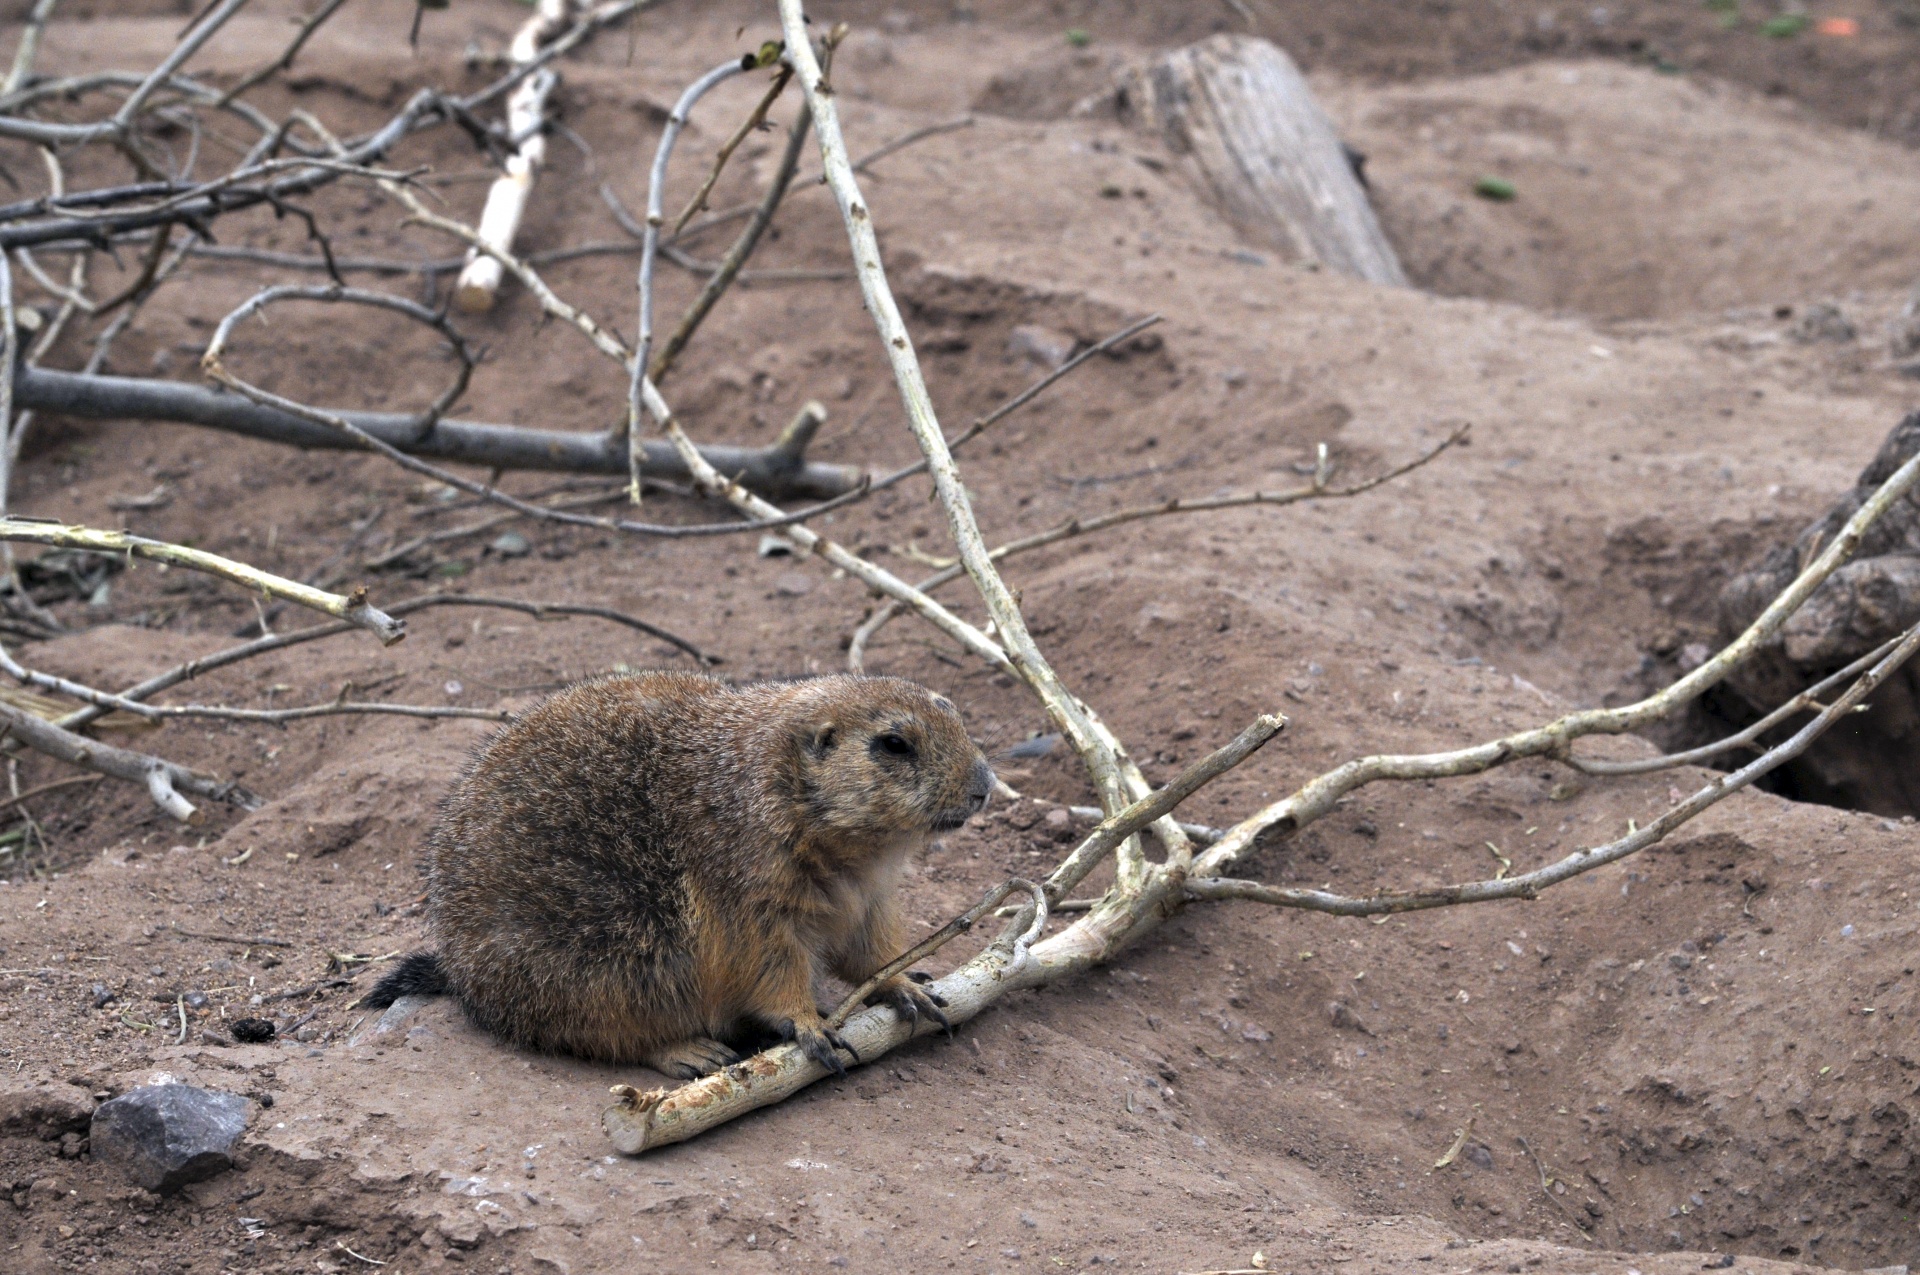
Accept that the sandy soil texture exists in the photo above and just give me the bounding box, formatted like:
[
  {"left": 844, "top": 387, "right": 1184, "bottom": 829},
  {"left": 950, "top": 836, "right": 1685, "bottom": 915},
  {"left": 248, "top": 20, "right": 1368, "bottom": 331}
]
[{"left": 4, "top": 3, "right": 1920, "bottom": 1273}]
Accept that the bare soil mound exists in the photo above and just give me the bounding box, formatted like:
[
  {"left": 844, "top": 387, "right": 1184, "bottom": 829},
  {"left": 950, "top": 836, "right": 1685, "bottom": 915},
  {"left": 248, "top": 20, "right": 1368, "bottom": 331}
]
[{"left": 4, "top": 4, "right": 1920, "bottom": 1274}]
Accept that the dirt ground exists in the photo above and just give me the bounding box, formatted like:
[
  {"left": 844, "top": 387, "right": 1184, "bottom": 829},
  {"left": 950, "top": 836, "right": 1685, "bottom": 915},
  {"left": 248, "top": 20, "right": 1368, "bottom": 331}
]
[{"left": 4, "top": 1, "right": 1920, "bottom": 1272}]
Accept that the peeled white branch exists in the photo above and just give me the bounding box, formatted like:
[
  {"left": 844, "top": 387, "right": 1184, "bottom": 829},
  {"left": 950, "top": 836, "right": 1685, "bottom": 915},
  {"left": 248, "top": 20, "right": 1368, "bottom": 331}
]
[{"left": 454, "top": 0, "right": 580, "bottom": 313}]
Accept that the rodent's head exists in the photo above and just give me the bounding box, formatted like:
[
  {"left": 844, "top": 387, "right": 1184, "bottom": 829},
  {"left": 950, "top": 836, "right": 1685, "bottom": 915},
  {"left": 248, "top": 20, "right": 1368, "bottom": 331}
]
[{"left": 783, "top": 676, "right": 993, "bottom": 851}]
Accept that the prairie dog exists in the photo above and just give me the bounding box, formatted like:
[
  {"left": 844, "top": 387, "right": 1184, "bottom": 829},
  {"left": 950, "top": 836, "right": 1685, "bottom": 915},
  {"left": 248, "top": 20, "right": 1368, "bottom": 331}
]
[{"left": 364, "top": 672, "right": 993, "bottom": 1078}]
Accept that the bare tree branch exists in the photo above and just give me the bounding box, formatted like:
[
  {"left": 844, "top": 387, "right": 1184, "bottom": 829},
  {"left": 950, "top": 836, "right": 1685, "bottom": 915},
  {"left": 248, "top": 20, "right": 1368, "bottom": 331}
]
[
  {"left": 0, "top": 697, "right": 259, "bottom": 824},
  {"left": 12, "top": 366, "right": 864, "bottom": 499},
  {"left": 0, "top": 517, "right": 404, "bottom": 644},
  {"left": 1189, "top": 618, "right": 1920, "bottom": 916}
]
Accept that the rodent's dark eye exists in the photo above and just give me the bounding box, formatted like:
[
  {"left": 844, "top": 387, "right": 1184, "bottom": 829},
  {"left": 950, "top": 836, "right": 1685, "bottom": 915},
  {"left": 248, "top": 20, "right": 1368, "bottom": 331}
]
[{"left": 873, "top": 732, "right": 916, "bottom": 759}]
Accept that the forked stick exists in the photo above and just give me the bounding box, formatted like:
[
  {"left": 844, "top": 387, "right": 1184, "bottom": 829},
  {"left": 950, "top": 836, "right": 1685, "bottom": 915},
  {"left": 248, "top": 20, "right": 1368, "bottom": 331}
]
[
  {"left": 1188, "top": 428, "right": 1920, "bottom": 882},
  {"left": 0, "top": 697, "right": 259, "bottom": 823}
]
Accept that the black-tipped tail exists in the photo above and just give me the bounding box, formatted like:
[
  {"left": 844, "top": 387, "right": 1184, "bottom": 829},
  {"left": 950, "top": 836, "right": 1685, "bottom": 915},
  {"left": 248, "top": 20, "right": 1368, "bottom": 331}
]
[{"left": 359, "top": 950, "right": 447, "bottom": 1009}]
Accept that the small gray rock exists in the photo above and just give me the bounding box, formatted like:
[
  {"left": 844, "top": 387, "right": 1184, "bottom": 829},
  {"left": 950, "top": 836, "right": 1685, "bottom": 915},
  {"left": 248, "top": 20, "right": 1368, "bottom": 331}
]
[
  {"left": 346, "top": 993, "right": 432, "bottom": 1048},
  {"left": 1326, "top": 1000, "right": 1372, "bottom": 1035},
  {"left": 489, "top": 532, "right": 531, "bottom": 559},
  {"left": 90, "top": 1084, "right": 249, "bottom": 1193},
  {"left": 1007, "top": 324, "right": 1076, "bottom": 369}
]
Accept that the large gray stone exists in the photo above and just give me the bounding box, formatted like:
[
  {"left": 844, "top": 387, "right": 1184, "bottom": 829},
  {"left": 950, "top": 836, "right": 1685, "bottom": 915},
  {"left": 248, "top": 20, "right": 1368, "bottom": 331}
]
[{"left": 90, "top": 1083, "right": 250, "bottom": 1193}]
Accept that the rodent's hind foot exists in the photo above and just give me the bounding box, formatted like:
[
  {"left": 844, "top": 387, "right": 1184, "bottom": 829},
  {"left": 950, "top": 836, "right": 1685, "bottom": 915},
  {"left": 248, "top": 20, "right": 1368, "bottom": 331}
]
[
  {"left": 644, "top": 1036, "right": 740, "bottom": 1081},
  {"left": 867, "top": 975, "right": 951, "bottom": 1040},
  {"left": 777, "top": 1018, "right": 860, "bottom": 1076}
]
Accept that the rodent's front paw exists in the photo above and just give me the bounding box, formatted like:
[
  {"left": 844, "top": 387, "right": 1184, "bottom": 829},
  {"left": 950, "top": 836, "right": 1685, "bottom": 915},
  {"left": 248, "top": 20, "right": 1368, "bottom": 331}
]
[
  {"left": 645, "top": 1036, "right": 740, "bottom": 1080},
  {"left": 868, "top": 976, "right": 951, "bottom": 1039},
  {"left": 777, "top": 1018, "right": 860, "bottom": 1076}
]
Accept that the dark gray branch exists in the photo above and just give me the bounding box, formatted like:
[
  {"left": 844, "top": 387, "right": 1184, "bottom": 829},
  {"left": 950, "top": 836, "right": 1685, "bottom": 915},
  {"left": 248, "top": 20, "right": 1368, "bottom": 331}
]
[{"left": 14, "top": 367, "right": 863, "bottom": 500}]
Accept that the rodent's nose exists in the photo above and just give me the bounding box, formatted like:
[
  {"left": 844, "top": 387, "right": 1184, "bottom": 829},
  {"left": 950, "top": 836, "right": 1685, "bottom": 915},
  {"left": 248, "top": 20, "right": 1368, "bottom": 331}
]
[{"left": 967, "top": 758, "right": 994, "bottom": 812}]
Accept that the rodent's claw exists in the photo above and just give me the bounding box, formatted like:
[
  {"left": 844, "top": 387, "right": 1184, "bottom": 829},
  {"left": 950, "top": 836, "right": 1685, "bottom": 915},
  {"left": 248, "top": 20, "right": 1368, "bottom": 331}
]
[
  {"left": 824, "top": 1027, "right": 862, "bottom": 1065},
  {"left": 779, "top": 1019, "right": 858, "bottom": 1077},
  {"left": 924, "top": 995, "right": 953, "bottom": 1041},
  {"left": 870, "top": 979, "right": 952, "bottom": 1041},
  {"left": 905, "top": 970, "right": 935, "bottom": 985}
]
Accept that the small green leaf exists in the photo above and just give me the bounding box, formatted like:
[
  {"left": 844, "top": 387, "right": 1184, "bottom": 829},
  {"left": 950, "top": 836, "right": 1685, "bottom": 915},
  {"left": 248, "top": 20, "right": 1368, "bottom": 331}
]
[
  {"left": 1760, "top": 13, "right": 1809, "bottom": 37},
  {"left": 1065, "top": 28, "right": 1091, "bottom": 46},
  {"left": 1473, "top": 175, "right": 1517, "bottom": 201}
]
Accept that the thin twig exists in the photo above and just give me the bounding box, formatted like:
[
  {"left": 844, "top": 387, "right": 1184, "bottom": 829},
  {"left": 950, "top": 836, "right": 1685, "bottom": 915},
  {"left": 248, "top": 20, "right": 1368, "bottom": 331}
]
[
  {"left": 869, "top": 314, "right": 1164, "bottom": 494},
  {"left": 851, "top": 426, "right": 1466, "bottom": 670},
  {"left": 3, "top": 0, "right": 63, "bottom": 97},
  {"left": 55, "top": 590, "right": 715, "bottom": 736},
  {"left": 670, "top": 63, "right": 791, "bottom": 236},
  {"left": 668, "top": 114, "right": 973, "bottom": 246},
  {"left": 166, "top": 928, "right": 294, "bottom": 948},
  {"left": 1188, "top": 618, "right": 1920, "bottom": 916},
  {"left": 828, "top": 878, "right": 1046, "bottom": 1028},
  {"left": 115, "top": 0, "right": 253, "bottom": 132},
  {"left": 216, "top": 0, "right": 350, "bottom": 105},
  {"left": 649, "top": 97, "right": 811, "bottom": 385},
  {"left": 623, "top": 55, "right": 754, "bottom": 496},
  {"left": 1568, "top": 633, "right": 1902, "bottom": 775},
  {"left": 0, "top": 773, "right": 98, "bottom": 814}
]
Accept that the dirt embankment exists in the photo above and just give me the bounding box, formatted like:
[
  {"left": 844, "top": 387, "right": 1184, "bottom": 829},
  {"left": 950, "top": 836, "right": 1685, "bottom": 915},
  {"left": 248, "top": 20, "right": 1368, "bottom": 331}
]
[{"left": 4, "top": 3, "right": 1920, "bottom": 1274}]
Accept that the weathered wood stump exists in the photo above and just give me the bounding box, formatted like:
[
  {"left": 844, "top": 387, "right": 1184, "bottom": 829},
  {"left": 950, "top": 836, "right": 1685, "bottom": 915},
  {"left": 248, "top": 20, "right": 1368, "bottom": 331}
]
[{"left": 1119, "top": 34, "right": 1406, "bottom": 286}]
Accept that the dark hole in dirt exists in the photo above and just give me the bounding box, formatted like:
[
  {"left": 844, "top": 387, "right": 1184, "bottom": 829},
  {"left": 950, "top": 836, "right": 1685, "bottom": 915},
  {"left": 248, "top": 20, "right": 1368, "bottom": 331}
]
[{"left": 1637, "top": 411, "right": 1920, "bottom": 819}]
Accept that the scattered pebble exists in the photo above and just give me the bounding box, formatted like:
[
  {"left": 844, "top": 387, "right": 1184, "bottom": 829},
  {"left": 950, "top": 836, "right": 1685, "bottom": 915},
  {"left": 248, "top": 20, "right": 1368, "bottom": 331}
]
[
  {"left": 489, "top": 531, "right": 531, "bottom": 558},
  {"left": 1007, "top": 324, "right": 1077, "bottom": 369}
]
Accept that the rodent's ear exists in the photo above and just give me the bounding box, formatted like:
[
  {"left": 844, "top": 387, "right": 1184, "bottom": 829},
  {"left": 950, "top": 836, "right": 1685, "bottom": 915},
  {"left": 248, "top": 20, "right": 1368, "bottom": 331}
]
[{"left": 804, "top": 722, "right": 838, "bottom": 757}]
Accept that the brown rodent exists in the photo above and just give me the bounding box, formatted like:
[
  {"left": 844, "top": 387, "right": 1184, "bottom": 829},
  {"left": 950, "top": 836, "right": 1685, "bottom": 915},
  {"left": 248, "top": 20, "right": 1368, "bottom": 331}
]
[{"left": 363, "top": 671, "right": 993, "bottom": 1078}]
